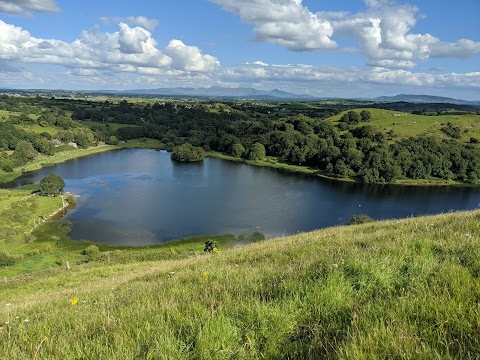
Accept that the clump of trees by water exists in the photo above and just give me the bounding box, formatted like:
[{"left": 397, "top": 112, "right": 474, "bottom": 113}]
[{"left": 171, "top": 143, "right": 206, "bottom": 162}]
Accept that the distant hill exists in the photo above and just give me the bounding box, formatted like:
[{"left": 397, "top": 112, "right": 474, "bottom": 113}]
[
  {"left": 373, "top": 94, "right": 480, "bottom": 106},
  {"left": 118, "top": 86, "right": 315, "bottom": 100}
]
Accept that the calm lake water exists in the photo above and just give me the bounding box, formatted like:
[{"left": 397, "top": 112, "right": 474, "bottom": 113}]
[{"left": 6, "top": 149, "right": 480, "bottom": 245}]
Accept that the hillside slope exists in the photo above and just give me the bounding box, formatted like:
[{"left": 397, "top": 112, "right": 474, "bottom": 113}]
[
  {"left": 327, "top": 108, "right": 480, "bottom": 143},
  {"left": 1, "top": 210, "right": 480, "bottom": 359}
]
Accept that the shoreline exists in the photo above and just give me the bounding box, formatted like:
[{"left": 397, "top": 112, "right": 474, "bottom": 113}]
[
  {"left": 1, "top": 139, "right": 476, "bottom": 188},
  {"left": 206, "top": 151, "right": 473, "bottom": 188},
  {"left": 0, "top": 144, "right": 119, "bottom": 184}
]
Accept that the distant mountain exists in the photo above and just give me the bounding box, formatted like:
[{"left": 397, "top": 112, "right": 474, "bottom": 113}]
[
  {"left": 117, "top": 86, "right": 315, "bottom": 100},
  {"left": 373, "top": 94, "right": 480, "bottom": 106}
]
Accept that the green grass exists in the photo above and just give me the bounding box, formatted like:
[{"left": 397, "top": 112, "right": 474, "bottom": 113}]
[
  {"left": 327, "top": 108, "right": 480, "bottom": 143},
  {"left": 0, "top": 110, "right": 20, "bottom": 120},
  {"left": 1, "top": 210, "right": 479, "bottom": 358},
  {"left": 17, "top": 124, "right": 58, "bottom": 135},
  {"left": 120, "top": 138, "right": 166, "bottom": 150},
  {"left": 0, "top": 186, "right": 64, "bottom": 275},
  {"left": 79, "top": 121, "right": 140, "bottom": 131}
]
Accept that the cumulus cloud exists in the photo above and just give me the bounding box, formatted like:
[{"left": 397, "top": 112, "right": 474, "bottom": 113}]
[
  {"left": 0, "top": 20, "right": 220, "bottom": 76},
  {"left": 118, "top": 23, "right": 150, "bottom": 54},
  {"left": 101, "top": 16, "right": 160, "bottom": 31},
  {"left": 327, "top": 0, "right": 480, "bottom": 68},
  {"left": 209, "top": 0, "right": 336, "bottom": 51},
  {"left": 0, "top": 0, "right": 58, "bottom": 13},
  {"left": 164, "top": 40, "right": 220, "bottom": 72},
  {"left": 210, "top": 0, "right": 480, "bottom": 68}
]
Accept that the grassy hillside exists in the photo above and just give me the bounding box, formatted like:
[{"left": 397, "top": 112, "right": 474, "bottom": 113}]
[
  {"left": 1, "top": 210, "right": 479, "bottom": 359},
  {"left": 327, "top": 108, "right": 480, "bottom": 143}
]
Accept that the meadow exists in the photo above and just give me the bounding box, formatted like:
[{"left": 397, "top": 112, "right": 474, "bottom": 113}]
[
  {"left": 1, "top": 210, "right": 479, "bottom": 358},
  {"left": 327, "top": 108, "right": 480, "bottom": 144}
]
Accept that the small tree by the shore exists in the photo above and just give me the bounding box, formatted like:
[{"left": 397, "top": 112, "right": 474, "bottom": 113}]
[{"left": 39, "top": 174, "right": 65, "bottom": 197}]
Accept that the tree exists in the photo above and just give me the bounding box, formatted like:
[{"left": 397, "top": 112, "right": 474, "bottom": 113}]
[
  {"left": 39, "top": 174, "right": 65, "bottom": 196},
  {"left": 171, "top": 143, "right": 205, "bottom": 162},
  {"left": 14, "top": 140, "right": 37, "bottom": 165},
  {"left": 360, "top": 110, "right": 372, "bottom": 122},
  {"left": 340, "top": 111, "right": 361, "bottom": 125},
  {"left": 231, "top": 143, "right": 245, "bottom": 158},
  {"left": 107, "top": 135, "right": 119, "bottom": 145},
  {"left": 247, "top": 142, "right": 266, "bottom": 160}
]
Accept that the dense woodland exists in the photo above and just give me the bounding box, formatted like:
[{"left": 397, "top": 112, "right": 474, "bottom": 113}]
[{"left": 1, "top": 94, "right": 480, "bottom": 184}]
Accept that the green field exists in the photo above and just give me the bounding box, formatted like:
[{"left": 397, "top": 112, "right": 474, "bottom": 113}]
[
  {"left": 1, "top": 210, "right": 479, "bottom": 358},
  {"left": 328, "top": 108, "right": 480, "bottom": 143},
  {"left": 0, "top": 109, "right": 20, "bottom": 120},
  {"left": 17, "top": 124, "right": 58, "bottom": 135},
  {"left": 0, "top": 186, "right": 65, "bottom": 275}
]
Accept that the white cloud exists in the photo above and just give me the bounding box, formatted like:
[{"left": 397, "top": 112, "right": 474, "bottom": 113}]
[
  {"left": 124, "top": 16, "right": 159, "bottom": 31},
  {"left": 211, "top": 0, "right": 480, "bottom": 68},
  {"left": 0, "top": 0, "right": 58, "bottom": 13},
  {"left": 0, "top": 20, "right": 220, "bottom": 76},
  {"left": 118, "top": 23, "right": 150, "bottom": 54},
  {"left": 164, "top": 40, "right": 220, "bottom": 72},
  {"left": 222, "top": 62, "right": 480, "bottom": 92},
  {"left": 430, "top": 39, "right": 480, "bottom": 59},
  {"left": 209, "top": 0, "right": 336, "bottom": 51},
  {"left": 331, "top": 1, "right": 480, "bottom": 68},
  {"left": 103, "top": 16, "right": 160, "bottom": 31}
]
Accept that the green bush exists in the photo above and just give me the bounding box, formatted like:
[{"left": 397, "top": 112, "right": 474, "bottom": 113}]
[
  {"left": 0, "top": 252, "right": 16, "bottom": 267},
  {"left": 83, "top": 245, "right": 100, "bottom": 261},
  {"left": 204, "top": 239, "right": 218, "bottom": 253},
  {"left": 348, "top": 214, "right": 374, "bottom": 225}
]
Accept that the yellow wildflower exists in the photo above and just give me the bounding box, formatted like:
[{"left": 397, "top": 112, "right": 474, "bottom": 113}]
[
  {"left": 202, "top": 271, "right": 208, "bottom": 277},
  {"left": 69, "top": 297, "right": 79, "bottom": 305},
  {"left": 212, "top": 247, "right": 219, "bottom": 253}
]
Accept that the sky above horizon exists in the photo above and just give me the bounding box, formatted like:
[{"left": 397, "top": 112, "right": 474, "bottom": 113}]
[{"left": 0, "top": 0, "right": 479, "bottom": 99}]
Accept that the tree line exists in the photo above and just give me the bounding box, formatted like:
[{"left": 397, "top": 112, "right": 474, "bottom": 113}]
[
  {"left": 69, "top": 100, "right": 480, "bottom": 184},
  {"left": 1, "top": 95, "right": 479, "bottom": 184}
]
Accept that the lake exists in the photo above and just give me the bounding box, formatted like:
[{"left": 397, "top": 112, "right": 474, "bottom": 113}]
[{"left": 5, "top": 149, "right": 480, "bottom": 245}]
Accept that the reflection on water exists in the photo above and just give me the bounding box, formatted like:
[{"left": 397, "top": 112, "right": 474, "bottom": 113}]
[{"left": 4, "top": 149, "right": 480, "bottom": 245}]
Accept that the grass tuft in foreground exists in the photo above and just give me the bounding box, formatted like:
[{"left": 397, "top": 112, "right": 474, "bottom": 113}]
[{"left": 1, "top": 210, "right": 480, "bottom": 358}]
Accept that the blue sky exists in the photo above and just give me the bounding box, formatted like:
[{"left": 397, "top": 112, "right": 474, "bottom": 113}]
[{"left": 0, "top": 0, "right": 479, "bottom": 99}]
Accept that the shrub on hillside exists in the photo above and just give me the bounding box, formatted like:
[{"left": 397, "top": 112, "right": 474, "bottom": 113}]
[
  {"left": 83, "top": 245, "right": 100, "bottom": 261},
  {"left": 0, "top": 252, "right": 16, "bottom": 267},
  {"left": 348, "top": 214, "right": 374, "bottom": 225},
  {"left": 204, "top": 239, "right": 218, "bottom": 253}
]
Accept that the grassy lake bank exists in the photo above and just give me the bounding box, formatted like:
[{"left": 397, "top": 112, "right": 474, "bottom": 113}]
[{"left": 1, "top": 209, "right": 479, "bottom": 358}]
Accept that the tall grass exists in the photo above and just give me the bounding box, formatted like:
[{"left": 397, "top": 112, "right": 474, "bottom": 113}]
[{"left": 1, "top": 210, "right": 479, "bottom": 358}]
